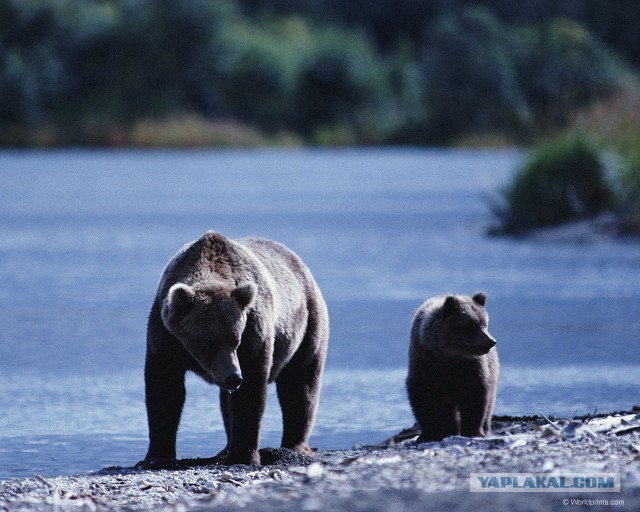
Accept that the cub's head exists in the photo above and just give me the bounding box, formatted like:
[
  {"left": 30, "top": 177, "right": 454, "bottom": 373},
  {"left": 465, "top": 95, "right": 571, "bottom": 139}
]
[
  {"left": 435, "top": 292, "right": 496, "bottom": 357},
  {"left": 160, "top": 281, "right": 256, "bottom": 391}
]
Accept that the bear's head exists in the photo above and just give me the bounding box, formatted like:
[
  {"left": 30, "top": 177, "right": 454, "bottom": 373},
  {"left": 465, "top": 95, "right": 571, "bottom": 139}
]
[
  {"left": 435, "top": 292, "right": 496, "bottom": 357},
  {"left": 160, "top": 281, "right": 256, "bottom": 391}
]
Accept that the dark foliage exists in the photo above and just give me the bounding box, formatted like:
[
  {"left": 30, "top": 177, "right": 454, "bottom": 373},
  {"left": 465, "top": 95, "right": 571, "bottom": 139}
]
[
  {"left": 494, "top": 135, "right": 615, "bottom": 233},
  {"left": 0, "top": 0, "right": 634, "bottom": 145}
]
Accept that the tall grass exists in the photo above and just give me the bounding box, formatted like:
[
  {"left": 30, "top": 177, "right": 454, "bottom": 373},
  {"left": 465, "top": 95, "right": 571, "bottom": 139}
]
[
  {"left": 130, "top": 116, "right": 278, "bottom": 148},
  {"left": 570, "top": 82, "right": 640, "bottom": 232},
  {"left": 570, "top": 82, "right": 640, "bottom": 154},
  {"left": 0, "top": 115, "right": 302, "bottom": 148}
]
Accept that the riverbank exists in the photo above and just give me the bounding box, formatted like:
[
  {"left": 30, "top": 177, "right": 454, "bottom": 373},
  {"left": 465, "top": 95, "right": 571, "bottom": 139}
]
[
  {"left": 513, "top": 213, "right": 640, "bottom": 242},
  {"left": 2, "top": 411, "right": 639, "bottom": 511}
]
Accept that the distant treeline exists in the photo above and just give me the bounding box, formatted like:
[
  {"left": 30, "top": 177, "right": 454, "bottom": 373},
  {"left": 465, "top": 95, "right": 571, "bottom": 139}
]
[{"left": 0, "top": 0, "right": 637, "bottom": 146}]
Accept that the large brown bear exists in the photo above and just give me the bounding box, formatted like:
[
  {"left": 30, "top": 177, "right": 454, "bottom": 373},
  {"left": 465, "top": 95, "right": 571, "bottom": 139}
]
[
  {"left": 406, "top": 292, "right": 499, "bottom": 442},
  {"left": 142, "top": 231, "right": 329, "bottom": 466}
]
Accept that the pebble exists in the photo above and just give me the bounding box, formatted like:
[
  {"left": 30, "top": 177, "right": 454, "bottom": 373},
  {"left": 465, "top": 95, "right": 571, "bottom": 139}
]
[{"left": 1, "top": 414, "right": 639, "bottom": 511}]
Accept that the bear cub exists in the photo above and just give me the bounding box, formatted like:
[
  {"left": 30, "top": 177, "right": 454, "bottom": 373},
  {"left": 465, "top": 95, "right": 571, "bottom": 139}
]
[
  {"left": 406, "top": 292, "right": 499, "bottom": 442},
  {"left": 142, "top": 231, "right": 329, "bottom": 466}
]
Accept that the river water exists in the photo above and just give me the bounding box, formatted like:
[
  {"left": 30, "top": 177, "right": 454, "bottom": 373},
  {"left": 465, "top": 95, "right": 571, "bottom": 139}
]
[{"left": 1, "top": 148, "right": 639, "bottom": 478}]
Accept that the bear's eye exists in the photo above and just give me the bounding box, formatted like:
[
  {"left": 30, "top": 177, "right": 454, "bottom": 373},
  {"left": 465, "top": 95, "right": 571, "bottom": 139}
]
[{"left": 461, "top": 317, "right": 481, "bottom": 332}]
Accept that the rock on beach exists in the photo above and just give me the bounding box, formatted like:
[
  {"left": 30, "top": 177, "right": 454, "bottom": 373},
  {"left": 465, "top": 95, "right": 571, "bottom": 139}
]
[{"left": 1, "top": 412, "right": 640, "bottom": 512}]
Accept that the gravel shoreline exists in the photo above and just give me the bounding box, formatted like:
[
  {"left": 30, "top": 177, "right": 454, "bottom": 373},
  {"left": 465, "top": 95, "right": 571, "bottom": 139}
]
[{"left": 2, "top": 411, "right": 639, "bottom": 511}]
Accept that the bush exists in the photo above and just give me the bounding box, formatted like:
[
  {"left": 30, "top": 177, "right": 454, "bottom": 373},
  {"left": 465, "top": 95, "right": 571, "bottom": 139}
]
[{"left": 493, "top": 134, "right": 615, "bottom": 233}]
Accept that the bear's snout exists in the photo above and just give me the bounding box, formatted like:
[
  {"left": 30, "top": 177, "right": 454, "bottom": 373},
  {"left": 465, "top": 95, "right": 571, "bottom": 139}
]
[
  {"left": 473, "top": 330, "right": 496, "bottom": 355},
  {"left": 223, "top": 371, "right": 243, "bottom": 392}
]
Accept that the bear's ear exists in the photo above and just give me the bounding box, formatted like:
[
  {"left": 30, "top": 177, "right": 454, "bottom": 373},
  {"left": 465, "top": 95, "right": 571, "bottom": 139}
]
[
  {"left": 232, "top": 282, "right": 256, "bottom": 310},
  {"left": 472, "top": 292, "right": 487, "bottom": 307},
  {"left": 162, "top": 283, "right": 196, "bottom": 326},
  {"left": 442, "top": 295, "right": 459, "bottom": 315}
]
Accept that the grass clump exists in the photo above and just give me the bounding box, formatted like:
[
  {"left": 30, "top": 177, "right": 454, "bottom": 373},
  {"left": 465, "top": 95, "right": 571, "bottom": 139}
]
[{"left": 493, "top": 134, "right": 614, "bottom": 234}]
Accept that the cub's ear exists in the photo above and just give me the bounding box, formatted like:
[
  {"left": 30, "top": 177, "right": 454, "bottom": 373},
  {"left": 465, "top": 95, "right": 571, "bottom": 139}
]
[
  {"left": 472, "top": 292, "right": 487, "bottom": 307},
  {"left": 442, "top": 295, "right": 459, "bottom": 315},
  {"left": 232, "top": 282, "right": 257, "bottom": 310},
  {"left": 161, "top": 283, "right": 196, "bottom": 327}
]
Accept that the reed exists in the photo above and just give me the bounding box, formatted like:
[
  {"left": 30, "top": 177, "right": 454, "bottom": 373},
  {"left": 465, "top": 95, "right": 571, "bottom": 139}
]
[
  {"left": 569, "top": 82, "right": 640, "bottom": 232},
  {"left": 570, "top": 82, "right": 640, "bottom": 154}
]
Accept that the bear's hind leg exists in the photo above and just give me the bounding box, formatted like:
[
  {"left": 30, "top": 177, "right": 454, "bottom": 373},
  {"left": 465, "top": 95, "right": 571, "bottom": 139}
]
[
  {"left": 276, "top": 323, "right": 327, "bottom": 456},
  {"left": 276, "top": 364, "right": 321, "bottom": 455}
]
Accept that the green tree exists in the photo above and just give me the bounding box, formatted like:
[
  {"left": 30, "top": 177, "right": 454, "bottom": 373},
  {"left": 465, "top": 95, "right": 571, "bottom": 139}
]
[
  {"left": 290, "top": 26, "right": 389, "bottom": 139},
  {"left": 420, "top": 6, "right": 529, "bottom": 144},
  {"left": 516, "top": 18, "right": 623, "bottom": 132},
  {"left": 65, "top": 0, "right": 231, "bottom": 123},
  {"left": 0, "top": 0, "right": 69, "bottom": 124},
  {"left": 215, "top": 15, "right": 303, "bottom": 130},
  {"left": 217, "top": 16, "right": 391, "bottom": 141}
]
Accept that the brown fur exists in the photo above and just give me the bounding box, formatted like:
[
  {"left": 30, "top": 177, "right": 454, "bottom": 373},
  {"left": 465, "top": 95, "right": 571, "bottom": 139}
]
[
  {"left": 142, "top": 231, "right": 329, "bottom": 466},
  {"left": 406, "top": 293, "right": 499, "bottom": 441}
]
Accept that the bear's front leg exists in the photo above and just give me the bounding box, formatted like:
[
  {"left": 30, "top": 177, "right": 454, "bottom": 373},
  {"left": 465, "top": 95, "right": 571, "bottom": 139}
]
[
  {"left": 459, "top": 390, "right": 491, "bottom": 437},
  {"left": 223, "top": 372, "right": 268, "bottom": 465},
  {"left": 407, "top": 369, "right": 460, "bottom": 442},
  {"left": 143, "top": 354, "right": 187, "bottom": 463},
  {"left": 417, "top": 401, "right": 460, "bottom": 442}
]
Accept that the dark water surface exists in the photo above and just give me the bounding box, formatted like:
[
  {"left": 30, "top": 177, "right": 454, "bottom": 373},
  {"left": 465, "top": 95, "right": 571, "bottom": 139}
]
[{"left": 1, "top": 148, "right": 639, "bottom": 478}]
